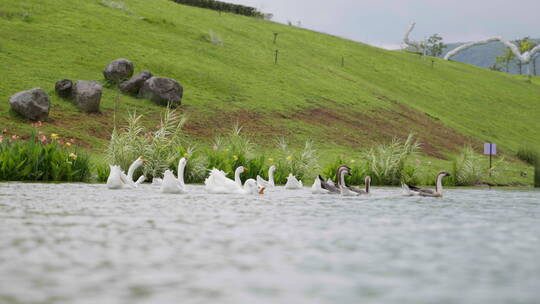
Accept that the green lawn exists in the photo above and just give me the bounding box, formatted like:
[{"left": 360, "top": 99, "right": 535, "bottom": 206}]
[{"left": 0, "top": 0, "right": 538, "bottom": 184}]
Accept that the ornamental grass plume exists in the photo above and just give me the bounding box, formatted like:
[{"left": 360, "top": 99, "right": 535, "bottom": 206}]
[
  {"left": 272, "top": 138, "right": 319, "bottom": 184},
  {"left": 106, "top": 108, "right": 188, "bottom": 180},
  {"left": 362, "top": 134, "right": 421, "bottom": 185}
]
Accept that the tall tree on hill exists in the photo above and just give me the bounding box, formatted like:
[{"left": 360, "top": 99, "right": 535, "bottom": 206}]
[
  {"left": 426, "top": 34, "right": 446, "bottom": 57},
  {"left": 495, "top": 48, "right": 515, "bottom": 73},
  {"left": 533, "top": 54, "right": 539, "bottom": 76},
  {"left": 514, "top": 37, "right": 537, "bottom": 75}
]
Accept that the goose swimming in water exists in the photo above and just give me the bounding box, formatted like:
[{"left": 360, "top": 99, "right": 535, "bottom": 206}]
[
  {"left": 335, "top": 166, "right": 360, "bottom": 197},
  {"left": 402, "top": 171, "right": 451, "bottom": 197},
  {"left": 335, "top": 165, "right": 371, "bottom": 195},
  {"left": 160, "top": 169, "right": 185, "bottom": 194},
  {"left": 160, "top": 158, "right": 188, "bottom": 194},
  {"left": 257, "top": 165, "right": 276, "bottom": 188},
  {"left": 311, "top": 176, "right": 329, "bottom": 194},
  {"left": 284, "top": 173, "right": 303, "bottom": 189},
  {"left": 318, "top": 175, "right": 340, "bottom": 194},
  {"left": 205, "top": 166, "right": 264, "bottom": 195},
  {"left": 107, "top": 157, "right": 146, "bottom": 189}
]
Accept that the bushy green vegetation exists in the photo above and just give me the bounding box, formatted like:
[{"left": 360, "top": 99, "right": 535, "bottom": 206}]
[
  {"left": 0, "top": 0, "right": 538, "bottom": 186},
  {"left": 516, "top": 146, "right": 539, "bottom": 166},
  {"left": 450, "top": 145, "right": 509, "bottom": 186},
  {"left": 535, "top": 164, "right": 540, "bottom": 188},
  {"left": 171, "top": 0, "right": 263, "bottom": 17},
  {"left": 321, "top": 134, "right": 420, "bottom": 186},
  {"left": 0, "top": 128, "right": 91, "bottom": 182},
  {"left": 104, "top": 109, "right": 319, "bottom": 184},
  {"left": 105, "top": 108, "right": 190, "bottom": 180},
  {"left": 0, "top": 0, "right": 539, "bottom": 154},
  {"left": 451, "top": 145, "right": 484, "bottom": 186}
]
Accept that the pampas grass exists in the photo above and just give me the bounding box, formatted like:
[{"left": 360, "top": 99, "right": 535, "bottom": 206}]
[
  {"left": 106, "top": 108, "right": 188, "bottom": 180},
  {"left": 452, "top": 145, "right": 484, "bottom": 186},
  {"left": 362, "top": 134, "right": 421, "bottom": 185}
]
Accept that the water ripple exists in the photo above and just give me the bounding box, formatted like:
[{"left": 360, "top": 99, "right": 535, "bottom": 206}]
[{"left": 0, "top": 183, "right": 539, "bottom": 304}]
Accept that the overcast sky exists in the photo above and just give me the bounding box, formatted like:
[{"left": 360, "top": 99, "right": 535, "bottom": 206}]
[{"left": 226, "top": 0, "right": 540, "bottom": 49}]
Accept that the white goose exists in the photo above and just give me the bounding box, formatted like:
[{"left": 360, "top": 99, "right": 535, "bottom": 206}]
[
  {"left": 205, "top": 166, "right": 262, "bottom": 195},
  {"left": 257, "top": 165, "right": 276, "bottom": 188},
  {"left": 160, "top": 158, "right": 188, "bottom": 194},
  {"left": 160, "top": 170, "right": 185, "bottom": 194},
  {"left": 107, "top": 157, "right": 146, "bottom": 189},
  {"left": 285, "top": 173, "right": 303, "bottom": 190},
  {"left": 402, "top": 171, "right": 451, "bottom": 197}
]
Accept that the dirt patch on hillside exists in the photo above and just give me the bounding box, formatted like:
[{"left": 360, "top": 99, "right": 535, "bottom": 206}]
[
  {"left": 182, "top": 108, "right": 288, "bottom": 141},
  {"left": 290, "top": 100, "right": 480, "bottom": 159}
]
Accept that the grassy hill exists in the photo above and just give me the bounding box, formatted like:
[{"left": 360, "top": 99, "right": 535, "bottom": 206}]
[{"left": 1, "top": 0, "right": 539, "bottom": 182}]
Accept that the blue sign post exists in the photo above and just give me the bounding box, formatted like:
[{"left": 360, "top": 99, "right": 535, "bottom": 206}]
[{"left": 484, "top": 143, "right": 497, "bottom": 176}]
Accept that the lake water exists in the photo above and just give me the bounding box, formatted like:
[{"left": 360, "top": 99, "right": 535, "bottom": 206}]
[{"left": 1, "top": 183, "right": 539, "bottom": 304}]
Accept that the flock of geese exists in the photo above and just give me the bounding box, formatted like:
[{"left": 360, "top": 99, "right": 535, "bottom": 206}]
[{"left": 107, "top": 157, "right": 452, "bottom": 198}]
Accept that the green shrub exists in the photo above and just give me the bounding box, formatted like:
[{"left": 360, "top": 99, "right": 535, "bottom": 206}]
[
  {"left": 362, "top": 134, "right": 420, "bottom": 185},
  {"left": 271, "top": 139, "right": 319, "bottom": 184},
  {"left": 452, "top": 145, "right": 484, "bottom": 186},
  {"left": 0, "top": 133, "right": 91, "bottom": 182},
  {"left": 171, "top": 0, "right": 264, "bottom": 18},
  {"left": 106, "top": 108, "right": 188, "bottom": 180},
  {"left": 535, "top": 163, "right": 540, "bottom": 188},
  {"left": 516, "top": 146, "right": 538, "bottom": 165},
  {"left": 95, "top": 162, "right": 110, "bottom": 182}
]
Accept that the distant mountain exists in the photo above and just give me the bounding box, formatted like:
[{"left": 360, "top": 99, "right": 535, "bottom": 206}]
[{"left": 442, "top": 39, "right": 540, "bottom": 75}]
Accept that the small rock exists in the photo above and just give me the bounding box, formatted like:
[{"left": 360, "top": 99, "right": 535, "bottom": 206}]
[
  {"left": 9, "top": 88, "right": 50, "bottom": 121},
  {"left": 72, "top": 81, "right": 102, "bottom": 113},
  {"left": 138, "top": 77, "right": 183, "bottom": 107},
  {"left": 103, "top": 59, "right": 134, "bottom": 83},
  {"left": 55, "top": 79, "right": 73, "bottom": 98},
  {"left": 119, "top": 71, "right": 153, "bottom": 95}
]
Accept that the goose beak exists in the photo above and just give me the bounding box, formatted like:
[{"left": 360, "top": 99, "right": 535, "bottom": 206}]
[
  {"left": 244, "top": 168, "right": 248, "bottom": 172},
  {"left": 259, "top": 187, "right": 266, "bottom": 195}
]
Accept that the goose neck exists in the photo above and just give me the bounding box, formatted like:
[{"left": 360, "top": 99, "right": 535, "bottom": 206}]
[
  {"left": 178, "top": 159, "right": 186, "bottom": 186},
  {"left": 436, "top": 174, "right": 444, "bottom": 193},
  {"left": 339, "top": 169, "right": 347, "bottom": 188},
  {"left": 234, "top": 168, "right": 243, "bottom": 186}
]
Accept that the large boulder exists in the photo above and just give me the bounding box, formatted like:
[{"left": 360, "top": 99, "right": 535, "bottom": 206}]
[
  {"left": 119, "top": 71, "right": 153, "bottom": 95},
  {"left": 103, "top": 59, "right": 134, "bottom": 83},
  {"left": 138, "top": 77, "right": 183, "bottom": 107},
  {"left": 55, "top": 79, "right": 73, "bottom": 98},
  {"left": 8, "top": 88, "right": 50, "bottom": 121},
  {"left": 72, "top": 81, "right": 102, "bottom": 113}
]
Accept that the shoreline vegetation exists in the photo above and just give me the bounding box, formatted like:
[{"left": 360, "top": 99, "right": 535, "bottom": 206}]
[
  {"left": 1, "top": 108, "right": 537, "bottom": 187},
  {"left": 0, "top": 0, "right": 538, "bottom": 188}
]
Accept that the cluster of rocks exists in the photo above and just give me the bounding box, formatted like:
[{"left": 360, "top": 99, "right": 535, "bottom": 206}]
[
  {"left": 7, "top": 58, "right": 183, "bottom": 121},
  {"left": 104, "top": 59, "right": 183, "bottom": 107}
]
